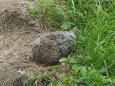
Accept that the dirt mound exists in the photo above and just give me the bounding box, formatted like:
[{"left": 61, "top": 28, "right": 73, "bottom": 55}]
[
  {"left": 0, "top": 0, "right": 52, "bottom": 86},
  {"left": 0, "top": 6, "right": 31, "bottom": 29},
  {"left": 0, "top": 0, "right": 52, "bottom": 31}
]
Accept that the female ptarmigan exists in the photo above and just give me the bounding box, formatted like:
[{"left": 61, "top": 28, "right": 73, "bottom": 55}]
[{"left": 32, "top": 27, "right": 77, "bottom": 65}]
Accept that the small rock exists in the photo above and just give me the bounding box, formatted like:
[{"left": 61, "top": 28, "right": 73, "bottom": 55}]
[
  {"left": 32, "top": 27, "right": 77, "bottom": 65},
  {"left": 12, "top": 75, "right": 29, "bottom": 86}
]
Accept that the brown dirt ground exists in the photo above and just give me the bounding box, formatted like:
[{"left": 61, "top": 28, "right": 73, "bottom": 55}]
[{"left": 0, "top": 0, "right": 51, "bottom": 85}]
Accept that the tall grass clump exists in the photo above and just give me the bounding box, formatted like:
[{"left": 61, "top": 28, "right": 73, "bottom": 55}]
[{"left": 29, "top": 0, "right": 115, "bottom": 85}]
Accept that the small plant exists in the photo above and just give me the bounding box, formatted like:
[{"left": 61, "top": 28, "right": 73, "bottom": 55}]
[
  {"left": 27, "top": 71, "right": 56, "bottom": 86},
  {"left": 28, "top": 7, "right": 37, "bottom": 14}
]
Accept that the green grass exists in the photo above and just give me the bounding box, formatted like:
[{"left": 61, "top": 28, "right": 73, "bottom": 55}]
[{"left": 29, "top": 0, "right": 115, "bottom": 86}]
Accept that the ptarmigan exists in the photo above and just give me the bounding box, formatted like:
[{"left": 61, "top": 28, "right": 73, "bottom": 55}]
[{"left": 32, "top": 27, "right": 77, "bottom": 65}]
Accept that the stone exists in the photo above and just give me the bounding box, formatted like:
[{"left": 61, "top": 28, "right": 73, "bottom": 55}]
[{"left": 12, "top": 75, "right": 29, "bottom": 86}]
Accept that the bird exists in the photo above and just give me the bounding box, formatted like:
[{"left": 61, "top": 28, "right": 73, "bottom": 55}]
[{"left": 31, "top": 27, "right": 78, "bottom": 65}]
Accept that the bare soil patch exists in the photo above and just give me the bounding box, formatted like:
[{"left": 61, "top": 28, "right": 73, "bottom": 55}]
[{"left": 0, "top": 0, "right": 51, "bottom": 85}]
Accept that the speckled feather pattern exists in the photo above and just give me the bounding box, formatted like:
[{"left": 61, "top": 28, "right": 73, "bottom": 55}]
[{"left": 32, "top": 30, "right": 76, "bottom": 65}]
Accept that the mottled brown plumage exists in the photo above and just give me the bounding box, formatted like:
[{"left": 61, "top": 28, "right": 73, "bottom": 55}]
[{"left": 32, "top": 27, "right": 77, "bottom": 65}]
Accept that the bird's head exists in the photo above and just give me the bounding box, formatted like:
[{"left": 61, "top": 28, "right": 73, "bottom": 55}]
[{"left": 69, "top": 27, "right": 79, "bottom": 35}]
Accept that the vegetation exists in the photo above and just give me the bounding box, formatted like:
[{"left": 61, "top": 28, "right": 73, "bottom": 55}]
[{"left": 29, "top": 0, "right": 115, "bottom": 86}]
